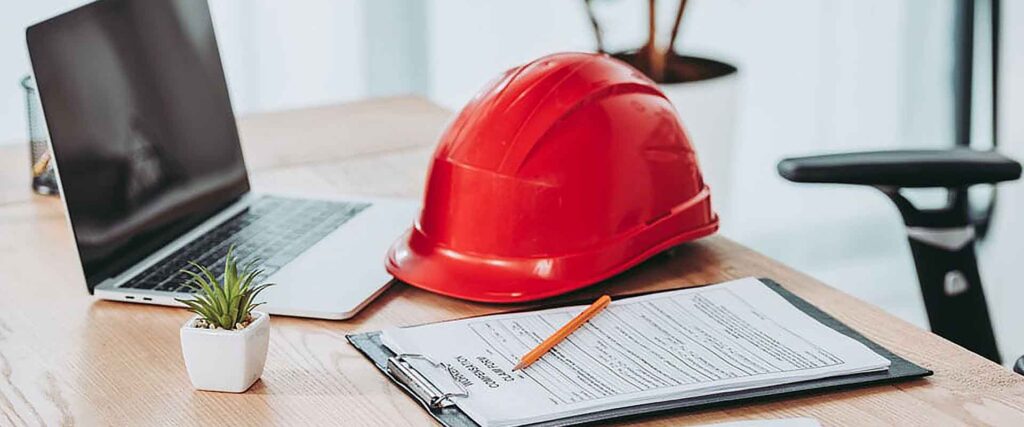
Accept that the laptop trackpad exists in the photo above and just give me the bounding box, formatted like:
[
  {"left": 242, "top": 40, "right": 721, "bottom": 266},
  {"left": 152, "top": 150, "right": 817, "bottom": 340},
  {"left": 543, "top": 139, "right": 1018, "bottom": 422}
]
[{"left": 259, "top": 201, "right": 417, "bottom": 319}]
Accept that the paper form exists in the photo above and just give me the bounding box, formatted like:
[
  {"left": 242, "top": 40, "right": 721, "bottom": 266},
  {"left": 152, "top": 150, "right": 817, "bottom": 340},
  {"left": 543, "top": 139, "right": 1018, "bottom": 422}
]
[{"left": 381, "top": 278, "right": 889, "bottom": 427}]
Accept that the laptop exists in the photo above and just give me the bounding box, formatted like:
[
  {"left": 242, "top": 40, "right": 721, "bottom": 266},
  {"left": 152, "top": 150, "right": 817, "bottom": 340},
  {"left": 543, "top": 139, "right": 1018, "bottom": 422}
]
[{"left": 26, "top": 0, "right": 417, "bottom": 319}]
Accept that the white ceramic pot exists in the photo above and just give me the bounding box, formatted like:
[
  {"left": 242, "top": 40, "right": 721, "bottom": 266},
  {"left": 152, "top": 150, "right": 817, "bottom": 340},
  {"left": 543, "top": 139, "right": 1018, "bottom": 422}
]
[
  {"left": 659, "top": 69, "right": 740, "bottom": 220},
  {"left": 180, "top": 311, "right": 270, "bottom": 393},
  {"left": 610, "top": 52, "right": 741, "bottom": 221}
]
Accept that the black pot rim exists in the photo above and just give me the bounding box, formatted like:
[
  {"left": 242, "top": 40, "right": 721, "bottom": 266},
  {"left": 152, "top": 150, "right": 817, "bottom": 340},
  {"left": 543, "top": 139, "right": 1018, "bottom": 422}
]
[{"left": 610, "top": 51, "right": 738, "bottom": 84}]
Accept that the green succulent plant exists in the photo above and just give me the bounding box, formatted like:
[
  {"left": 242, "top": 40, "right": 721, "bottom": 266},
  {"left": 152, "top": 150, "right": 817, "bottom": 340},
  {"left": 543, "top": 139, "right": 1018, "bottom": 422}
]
[{"left": 175, "top": 247, "right": 273, "bottom": 330}]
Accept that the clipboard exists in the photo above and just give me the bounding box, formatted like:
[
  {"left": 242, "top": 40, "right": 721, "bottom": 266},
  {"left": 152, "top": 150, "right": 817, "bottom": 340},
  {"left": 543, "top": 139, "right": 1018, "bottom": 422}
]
[{"left": 347, "top": 278, "right": 932, "bottom": 427}]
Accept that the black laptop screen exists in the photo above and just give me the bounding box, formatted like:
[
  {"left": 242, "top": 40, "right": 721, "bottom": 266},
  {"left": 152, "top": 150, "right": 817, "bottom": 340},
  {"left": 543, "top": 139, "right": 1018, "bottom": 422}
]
[{"left": 27, "top": 0, "right": 249, "bottom": 290}]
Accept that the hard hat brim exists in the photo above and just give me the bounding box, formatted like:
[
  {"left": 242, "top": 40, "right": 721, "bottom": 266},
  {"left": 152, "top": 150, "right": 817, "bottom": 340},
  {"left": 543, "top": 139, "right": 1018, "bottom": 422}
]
[{"left": 386, "top": 193, "right": 719, "bottom": 303}]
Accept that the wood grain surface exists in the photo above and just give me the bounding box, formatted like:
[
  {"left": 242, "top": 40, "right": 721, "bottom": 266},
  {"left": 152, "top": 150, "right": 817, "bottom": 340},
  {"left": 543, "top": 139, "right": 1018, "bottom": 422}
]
[{"left": 0, "top": 97, "right": 1022, "bottom": 426}]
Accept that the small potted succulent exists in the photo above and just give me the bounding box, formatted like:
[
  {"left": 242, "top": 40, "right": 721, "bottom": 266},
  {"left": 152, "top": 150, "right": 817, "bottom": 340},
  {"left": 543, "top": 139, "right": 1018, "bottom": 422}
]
[{"left": 177, "top": 248, "right": 273, "bottom": 393}]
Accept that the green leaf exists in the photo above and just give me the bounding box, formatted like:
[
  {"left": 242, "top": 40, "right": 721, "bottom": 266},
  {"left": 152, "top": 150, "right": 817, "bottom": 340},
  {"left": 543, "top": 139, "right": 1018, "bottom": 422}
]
[{"left": 175, "top": 246, "right": 274, "bottom": 329}]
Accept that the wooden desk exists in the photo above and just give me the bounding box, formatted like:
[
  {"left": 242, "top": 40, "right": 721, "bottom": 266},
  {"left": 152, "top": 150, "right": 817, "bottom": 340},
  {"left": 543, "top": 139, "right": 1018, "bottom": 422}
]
[{"left": 0, "top": 97, "right": 1022, "bottom": 426}]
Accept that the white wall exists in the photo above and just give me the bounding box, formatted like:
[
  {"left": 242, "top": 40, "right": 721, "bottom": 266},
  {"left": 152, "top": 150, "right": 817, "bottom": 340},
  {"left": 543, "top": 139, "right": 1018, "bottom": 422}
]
[
  {"left": 0, "top": 0, "right": 91, "bottom": 145},
  {"left": 424, "top": 0, "right": 595, "bottom": 110},
  {"left": 209, "top": 0, "right": 367, "bottom": 116},
  {"left": 0, "top": 0, "right": 367, "bottom": 145},
  {"left": 0, "top": 0, "right": 960, "bottom": 155}
]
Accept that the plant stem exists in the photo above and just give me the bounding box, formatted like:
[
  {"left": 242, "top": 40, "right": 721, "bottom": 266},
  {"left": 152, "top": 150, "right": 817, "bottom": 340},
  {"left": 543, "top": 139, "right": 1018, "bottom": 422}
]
[
  {"left": 583, "top": 0, "right": 605, "bottom": 53},
  {"left": 646, "top": 0, "right": 667, "bottom": 82},
  {"left": 667, "top": 0, "right": 689, "bottom": 56}
]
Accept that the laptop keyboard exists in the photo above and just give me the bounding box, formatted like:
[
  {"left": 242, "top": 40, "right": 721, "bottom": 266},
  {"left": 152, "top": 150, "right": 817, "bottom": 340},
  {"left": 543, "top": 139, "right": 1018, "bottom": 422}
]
[{"left": 121, "top": 196, "right": 370, "bottom": 293}]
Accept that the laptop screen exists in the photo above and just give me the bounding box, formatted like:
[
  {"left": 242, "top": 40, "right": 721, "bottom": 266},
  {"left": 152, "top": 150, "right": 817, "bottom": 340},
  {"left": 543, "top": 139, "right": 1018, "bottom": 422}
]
[{"left": 27, "top": 0, "right": 249, "bottom": 290}]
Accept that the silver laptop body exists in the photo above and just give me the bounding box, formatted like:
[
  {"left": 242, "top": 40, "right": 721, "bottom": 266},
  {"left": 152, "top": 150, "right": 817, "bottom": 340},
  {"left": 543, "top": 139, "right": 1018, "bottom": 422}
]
[{"left": 26, "top": 0, "right": 415, "bottom": 319}]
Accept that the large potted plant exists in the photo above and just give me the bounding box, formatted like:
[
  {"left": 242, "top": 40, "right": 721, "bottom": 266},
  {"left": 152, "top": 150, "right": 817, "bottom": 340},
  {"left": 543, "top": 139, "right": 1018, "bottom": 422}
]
[
  {"left": 177, "top": 248, "right": 273, "bottom": 393},
  {"left": 584, "top": 0, "right": 740, "bottom": 217}
]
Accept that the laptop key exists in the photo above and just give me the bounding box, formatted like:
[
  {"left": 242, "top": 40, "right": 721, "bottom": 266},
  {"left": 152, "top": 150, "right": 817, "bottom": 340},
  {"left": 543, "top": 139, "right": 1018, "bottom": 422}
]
[
  {"left": 133, "top": 278, "right": 160, "bottom": 290},
  {"left": 120, "top": 197, "right": 369, "bottom": 295},
  {"left": 153, "top": 280, "right": 179, "bottom": 291}
]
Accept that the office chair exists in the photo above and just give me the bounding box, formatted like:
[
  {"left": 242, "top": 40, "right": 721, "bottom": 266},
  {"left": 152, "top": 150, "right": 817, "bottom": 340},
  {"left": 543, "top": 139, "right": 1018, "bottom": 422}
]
[
  {"left": 778, "top": 150, "right": 1020, "bottom": 364},
  {"left": 778, "top": 0, "right": 1024, "bottom": 369}
]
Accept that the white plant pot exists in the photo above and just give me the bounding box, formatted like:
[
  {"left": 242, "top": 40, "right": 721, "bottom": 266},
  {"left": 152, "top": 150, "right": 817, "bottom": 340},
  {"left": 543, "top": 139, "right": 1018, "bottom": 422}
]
[
  {"left": 658, "top": 66, "right": 740, "bottom": 220},
  {"left": 180, "top": 311, "right": 270, "bottom": 393}
]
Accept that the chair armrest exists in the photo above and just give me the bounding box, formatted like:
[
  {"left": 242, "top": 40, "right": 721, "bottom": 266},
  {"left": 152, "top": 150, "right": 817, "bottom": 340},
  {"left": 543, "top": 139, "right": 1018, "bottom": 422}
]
[{"left": 777, "top": 149, "right": 1022, "bottom": 188}]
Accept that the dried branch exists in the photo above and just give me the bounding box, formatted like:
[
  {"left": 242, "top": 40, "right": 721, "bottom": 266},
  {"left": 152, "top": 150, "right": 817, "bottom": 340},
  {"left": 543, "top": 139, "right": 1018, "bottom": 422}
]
[
  {"left": 583, "top": 0, "right": 605, "bottom": 53},
  {"left": 667, "top": 0, "right": 689, "bottom": 56},
  {"left": 643, "top": 0, "right": 666, "bottom": 81}
]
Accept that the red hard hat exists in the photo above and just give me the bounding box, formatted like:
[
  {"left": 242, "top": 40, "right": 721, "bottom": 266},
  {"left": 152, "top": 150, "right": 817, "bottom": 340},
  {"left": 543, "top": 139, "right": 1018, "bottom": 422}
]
[{"left": 387, "top": 52, "right": 718, "bottom": 303}]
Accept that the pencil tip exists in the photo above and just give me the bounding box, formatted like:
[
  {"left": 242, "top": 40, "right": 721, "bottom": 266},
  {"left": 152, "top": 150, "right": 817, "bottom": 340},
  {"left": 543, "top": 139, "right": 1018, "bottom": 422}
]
[{"left": 512, "top": 363, "right": 523, "bottom": 372}]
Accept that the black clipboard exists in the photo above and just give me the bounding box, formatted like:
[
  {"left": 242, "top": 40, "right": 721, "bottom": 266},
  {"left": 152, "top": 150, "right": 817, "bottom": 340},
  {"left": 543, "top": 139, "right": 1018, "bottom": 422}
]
[{"left": 347, "top": 278, "right": 932, "bottom": 427}]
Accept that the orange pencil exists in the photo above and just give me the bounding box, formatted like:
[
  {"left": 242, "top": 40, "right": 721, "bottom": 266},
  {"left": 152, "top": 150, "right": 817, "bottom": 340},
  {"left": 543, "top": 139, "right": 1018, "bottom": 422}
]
[{"left": 512, "top": 295, "right": 612, "bottom": 371}]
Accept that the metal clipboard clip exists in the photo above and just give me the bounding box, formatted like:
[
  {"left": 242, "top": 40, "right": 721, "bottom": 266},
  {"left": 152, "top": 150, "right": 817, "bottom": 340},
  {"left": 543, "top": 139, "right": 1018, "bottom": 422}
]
[{"left": 387, "top": 353, "right": 470, "bottom": 411}]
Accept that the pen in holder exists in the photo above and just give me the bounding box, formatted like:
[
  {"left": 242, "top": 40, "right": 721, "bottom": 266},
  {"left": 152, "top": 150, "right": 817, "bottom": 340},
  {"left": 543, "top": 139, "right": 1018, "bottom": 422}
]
[{"left": 22, "top": 76, "right": 59, "bottom": 195}]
